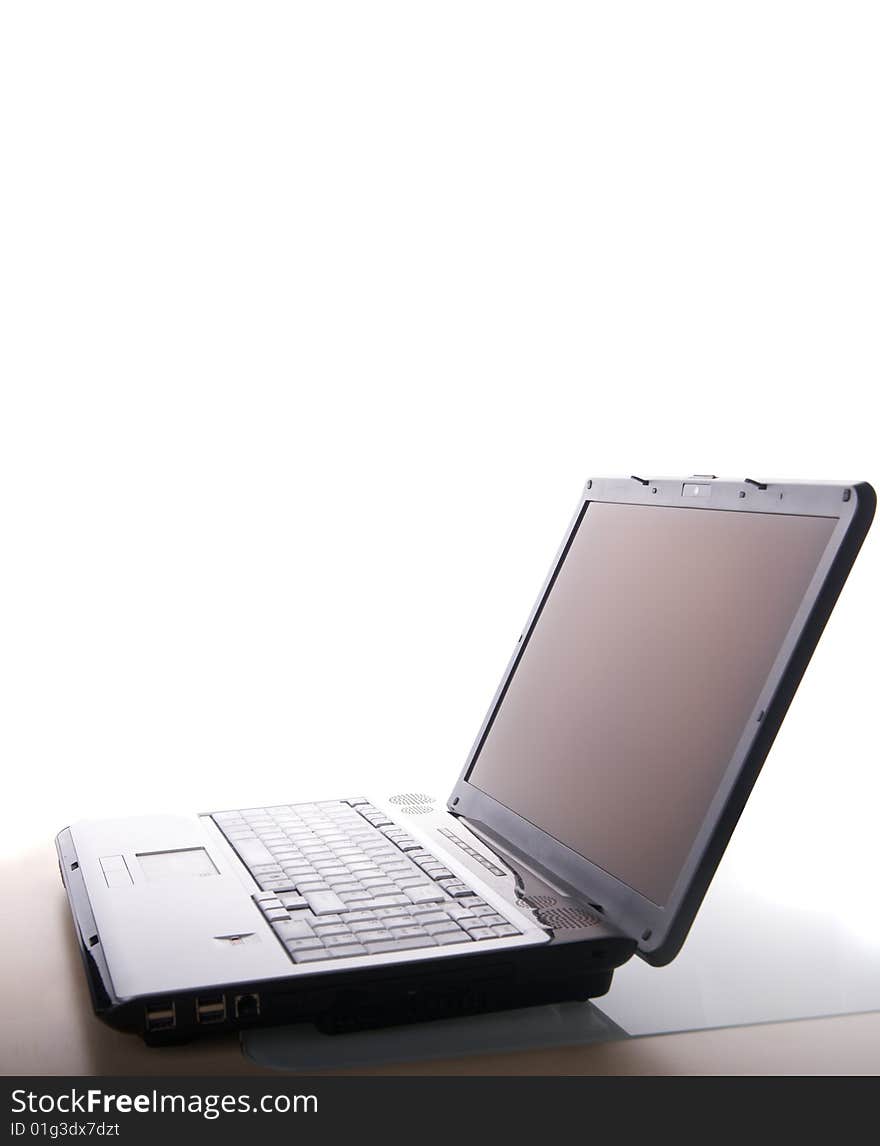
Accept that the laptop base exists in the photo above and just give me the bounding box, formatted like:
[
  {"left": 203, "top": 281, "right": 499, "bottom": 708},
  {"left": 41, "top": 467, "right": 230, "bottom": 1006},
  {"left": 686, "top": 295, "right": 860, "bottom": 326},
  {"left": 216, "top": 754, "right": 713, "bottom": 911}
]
[
  {"left": 58, "top": 823, "right": 636, "bottom": 1045},
  {"left": 137, "top": 963, "right": 620, "bottom": 1046}
]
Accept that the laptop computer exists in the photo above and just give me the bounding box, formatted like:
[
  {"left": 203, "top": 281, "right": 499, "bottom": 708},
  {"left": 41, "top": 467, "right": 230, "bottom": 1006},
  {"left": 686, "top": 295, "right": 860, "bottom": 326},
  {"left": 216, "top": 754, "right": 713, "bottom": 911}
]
[{"left": 56, "top": 475, "right": 875, "bottom": 1043}]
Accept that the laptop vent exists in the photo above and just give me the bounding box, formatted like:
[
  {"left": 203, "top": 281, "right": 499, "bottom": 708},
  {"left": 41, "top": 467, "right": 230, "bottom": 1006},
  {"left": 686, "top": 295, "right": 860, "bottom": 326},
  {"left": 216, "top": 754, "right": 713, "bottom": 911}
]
[{"left": 388, "top": 793, "right": 435, "bottom": 806}]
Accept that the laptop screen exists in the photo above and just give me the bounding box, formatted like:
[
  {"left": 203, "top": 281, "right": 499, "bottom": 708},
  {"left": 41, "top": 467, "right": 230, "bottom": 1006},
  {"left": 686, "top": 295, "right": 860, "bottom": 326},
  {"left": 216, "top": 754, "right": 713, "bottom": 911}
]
[{"left": 466, "top": 500, "right": 837, "bottom": 906}]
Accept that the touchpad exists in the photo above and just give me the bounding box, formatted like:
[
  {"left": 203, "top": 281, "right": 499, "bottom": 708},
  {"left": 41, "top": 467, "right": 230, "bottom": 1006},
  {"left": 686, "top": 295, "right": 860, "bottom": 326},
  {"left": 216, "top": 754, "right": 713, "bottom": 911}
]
[{"left": 137, "top": 847, "right": 218, "bottom": 882}]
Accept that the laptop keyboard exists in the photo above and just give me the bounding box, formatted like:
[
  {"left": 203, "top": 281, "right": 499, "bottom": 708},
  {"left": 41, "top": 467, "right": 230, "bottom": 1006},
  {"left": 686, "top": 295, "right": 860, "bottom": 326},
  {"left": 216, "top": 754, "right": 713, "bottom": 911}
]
[{"left": 211, "top": 798, "right": 522, "bottom": 964}]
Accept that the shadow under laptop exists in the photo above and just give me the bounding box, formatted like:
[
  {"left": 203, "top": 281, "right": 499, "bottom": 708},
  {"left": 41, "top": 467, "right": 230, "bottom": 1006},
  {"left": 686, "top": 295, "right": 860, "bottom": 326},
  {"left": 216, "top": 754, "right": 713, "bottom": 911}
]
[{"left": 242, "top": 999, "right": 630, "bottom": 1073}]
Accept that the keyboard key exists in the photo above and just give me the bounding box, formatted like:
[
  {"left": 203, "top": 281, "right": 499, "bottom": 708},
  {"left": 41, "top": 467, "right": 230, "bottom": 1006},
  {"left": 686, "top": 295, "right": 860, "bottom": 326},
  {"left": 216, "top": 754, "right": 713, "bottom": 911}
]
[
  {"left": 323, "top": 933, "right": 358, "bottom": 947},
  {"left": 364, "top": 937, "right": 437, "bottom": 954},
  {"left": 234, "top": 839, "right": 276, "bottom": 867},
  {"left": 433, "top": 930, "right": 472, "bottom": 945},
  {"left": 492, "top": 924, "right": 520, "bottom": 937},
  {"left": 291, "top": 948, "right": 332, "bottom": 963},
  {"left": 406, "top": 885, "right": 446, "bottom": 905},
  {"left": 387, "top": 925, "right": 429, "bottom": 939},
  {"left": 285, "top": 936, "right": 324, "bottom": 952},
  {"left": 375, "top": 912, "right": 411, "bottom": 927},
  {"left": 303, "top": 889, "right": 347, "bottom": 915},
  {"left": 273, "top": 917, "right": 317, "bottom": 940},
  {"left": 360, "top": 884, "right": 398, "bottom": 898},
  {"left": 339, "top": 891, "right": 373, "bottom": 905},
  {"left": 324, "top": 943, "right": 367, "bottom": 958},
  {"left": 313, "top": 922, "right": 351, "bottom": 937},
  {"left": 424, "top": 920, "right": 462, "bottom": 935}
]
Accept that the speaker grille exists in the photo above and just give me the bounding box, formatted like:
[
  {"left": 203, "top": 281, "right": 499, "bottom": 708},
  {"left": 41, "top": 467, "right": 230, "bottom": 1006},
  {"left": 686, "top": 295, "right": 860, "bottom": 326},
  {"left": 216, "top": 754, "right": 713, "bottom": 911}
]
[
  {"left": 527, "top": 894, "right": 558, "bottom": 908},
  {"left": 388, "top": 793, "right": 435, "bottom": 806},
  {"left": 536, "top": 905, "right": 600, "bottom": 930},
  {"left": 402, "top": 805, "right": 433, "bottom": 815},
  {"left": 521, "top": 894, "right": 599, "bottom": 930}
]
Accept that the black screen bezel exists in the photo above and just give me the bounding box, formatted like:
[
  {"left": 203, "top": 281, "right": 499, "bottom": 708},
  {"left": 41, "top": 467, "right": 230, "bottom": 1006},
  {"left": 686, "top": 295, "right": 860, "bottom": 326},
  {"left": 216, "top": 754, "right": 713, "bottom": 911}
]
[{"left": 447, "top": 476, "right": 875, "bottom": 964}]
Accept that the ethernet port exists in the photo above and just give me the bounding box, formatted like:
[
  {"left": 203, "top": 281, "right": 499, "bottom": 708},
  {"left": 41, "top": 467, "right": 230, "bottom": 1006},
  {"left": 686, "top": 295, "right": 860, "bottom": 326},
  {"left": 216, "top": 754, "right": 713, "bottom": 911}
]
[
  {"left": 196, "top": 994, "right": 227, "bottom": 1024},
  {"left": 233, "top": 993, "right": 260, "bottom": 1020}
]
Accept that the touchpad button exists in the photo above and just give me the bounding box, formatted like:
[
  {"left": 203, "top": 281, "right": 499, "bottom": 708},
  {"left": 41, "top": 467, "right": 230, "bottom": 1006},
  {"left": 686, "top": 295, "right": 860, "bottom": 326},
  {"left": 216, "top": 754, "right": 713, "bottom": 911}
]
[{"left": 100, "top": 855, "right": 133, "bottom": 887}]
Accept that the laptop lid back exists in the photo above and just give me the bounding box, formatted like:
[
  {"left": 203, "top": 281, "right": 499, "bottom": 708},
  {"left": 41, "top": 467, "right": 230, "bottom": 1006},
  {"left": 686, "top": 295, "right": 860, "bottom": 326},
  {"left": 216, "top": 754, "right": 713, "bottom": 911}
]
[{"left": 448, "top": 476, "right": 875, "bottom": 964}]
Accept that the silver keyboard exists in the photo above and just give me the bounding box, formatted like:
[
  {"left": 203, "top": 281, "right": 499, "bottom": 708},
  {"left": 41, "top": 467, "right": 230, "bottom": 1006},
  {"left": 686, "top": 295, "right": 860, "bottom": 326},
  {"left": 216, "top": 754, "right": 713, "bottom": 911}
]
[{"left": 212, "top": 798, "right": 522, "bottom": 964}]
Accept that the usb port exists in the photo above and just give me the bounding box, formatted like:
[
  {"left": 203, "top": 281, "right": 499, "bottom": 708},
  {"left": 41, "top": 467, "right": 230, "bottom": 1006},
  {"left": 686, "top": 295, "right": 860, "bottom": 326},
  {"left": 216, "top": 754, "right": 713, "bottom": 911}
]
[
  {"left": 196, "top": 994, "right": 227, "bottom": 1024},
  {"left": 144, "top": 1001, "right": 176, "bottom": 1032}
]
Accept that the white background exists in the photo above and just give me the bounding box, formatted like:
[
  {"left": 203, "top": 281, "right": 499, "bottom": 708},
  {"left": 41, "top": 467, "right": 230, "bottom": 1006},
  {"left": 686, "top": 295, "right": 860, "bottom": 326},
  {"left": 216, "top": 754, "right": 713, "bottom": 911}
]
[{"left": 1, "top": 1, "right": 877, "bottom": 890}]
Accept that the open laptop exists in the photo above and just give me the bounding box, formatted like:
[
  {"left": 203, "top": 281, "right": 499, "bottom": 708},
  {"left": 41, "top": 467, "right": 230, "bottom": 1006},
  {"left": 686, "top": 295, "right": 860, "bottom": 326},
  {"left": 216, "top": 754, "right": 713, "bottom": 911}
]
[{"left": 56, "top": 475, "right": 875, "bottom": 1043}]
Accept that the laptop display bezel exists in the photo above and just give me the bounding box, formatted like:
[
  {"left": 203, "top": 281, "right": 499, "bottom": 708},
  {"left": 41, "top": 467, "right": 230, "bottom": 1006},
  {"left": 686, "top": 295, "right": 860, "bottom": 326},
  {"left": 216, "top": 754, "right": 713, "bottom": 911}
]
[{"left": 447, "top": 475, "right": 875, "bottom": 965}]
